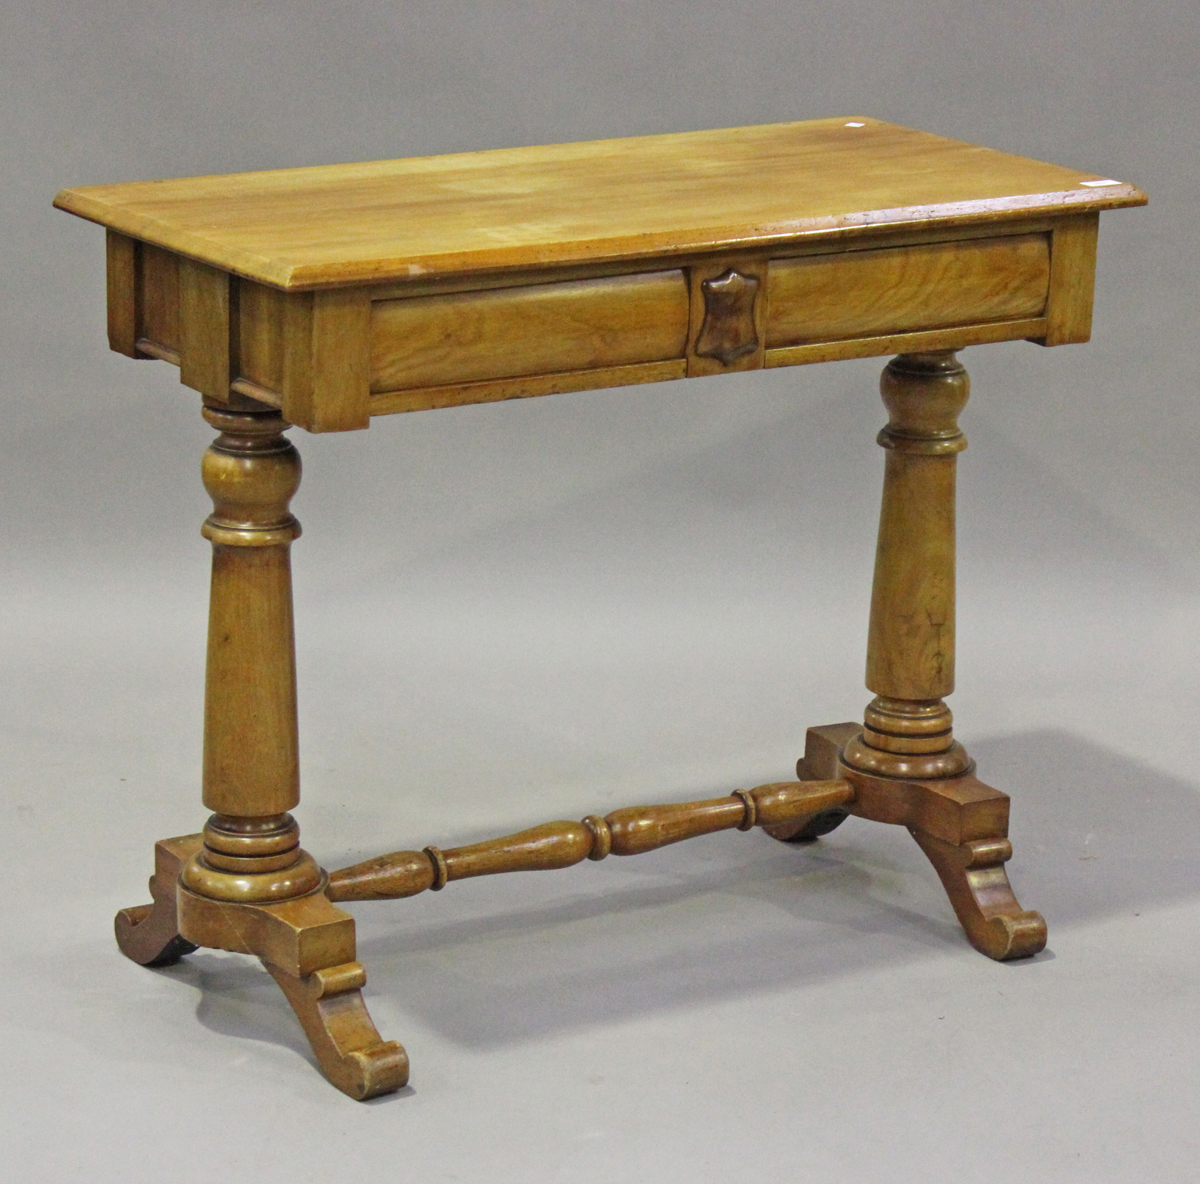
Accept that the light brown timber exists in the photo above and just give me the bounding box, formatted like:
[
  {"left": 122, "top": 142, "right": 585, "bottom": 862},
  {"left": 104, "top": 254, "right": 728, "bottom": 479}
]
[
  {"left": 266, "top": 960, "right": 409, "bottom": 1100},
  {"left": 910, "top": 830, "right": 1047, "bottom": 959},
  {"left": 196, "top": 406, "right": 302, "bottom": 821},
  {"left": 53, "top": 118, "right": 1143, "bottom": 289},
  {"left": 139, "top": 243, "right": 180, "bottom": 353},
  {"left": 178, "top": 258, "right": 231, "bottom": 402},
  {"left": 61, "top": 118, "right": 1141, "bottom": 431},
  {"left": 105, "top": 230, "right": 139, "bottom": 357},
  {"left": 326, "top": 779, "right": 855, "bottom": 902},
  {"left": 281, "top": 288, "right": 372, "bottom": 431},
  {"left": 114, "top": 834, "right": 202, "bottom": 967},
  {"left": 1036, "top": 212, "right": 1100, "bottom": 346},
  {"left": 67, "top": 120, "right": 1141, "bottom": 1097},
  {"left": 766, "top": 234, "right": 1048, "bottom": 346},
  {"left": 763, "top": 318, "right": 1047, "bottom": 369},
  {"left": 371, "top": 270, "right": 689, "bottom": 392},
  {"left": 842, "top": 352, "right": 971, "bottom": 780},
  {"left": 369, "top": 359, "right": 687, "bottom": 416},
  {"left": 175, "top": 878, "right": 408, "bottom": 1098},
  {"left": 237, "top": 278, "right": 287, "bottom": 391},
  {"left": 776, "top": 723, "right": 1046, "bottom": 959}
]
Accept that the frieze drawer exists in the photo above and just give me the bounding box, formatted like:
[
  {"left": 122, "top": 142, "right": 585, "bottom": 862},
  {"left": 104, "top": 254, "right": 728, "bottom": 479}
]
[{"left": 766, "top": 234, "right": 1051, "bottom": 348}]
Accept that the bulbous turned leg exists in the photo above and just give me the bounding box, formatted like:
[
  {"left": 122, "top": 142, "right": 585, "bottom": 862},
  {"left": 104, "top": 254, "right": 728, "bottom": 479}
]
[
  {"left": 781, "top": 355, "right": 1046, "bottom": 958},
  {"left": 841, "top": 351, "right": 972, "bottom": 784},
  {"left": 120, "top": 403, "right": 407, "bottom": 1098}
]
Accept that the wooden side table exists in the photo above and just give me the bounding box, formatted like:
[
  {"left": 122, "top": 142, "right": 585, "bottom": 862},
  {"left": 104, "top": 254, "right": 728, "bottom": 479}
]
[{"left": 55, "top": 117, "right": 1145, "bottom": 1099}]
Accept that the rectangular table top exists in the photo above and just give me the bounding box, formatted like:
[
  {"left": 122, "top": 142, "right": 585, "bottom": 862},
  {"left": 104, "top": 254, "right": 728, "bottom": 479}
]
[{"left": 54, "top": 117, "right": 1144, "bottom": 291}]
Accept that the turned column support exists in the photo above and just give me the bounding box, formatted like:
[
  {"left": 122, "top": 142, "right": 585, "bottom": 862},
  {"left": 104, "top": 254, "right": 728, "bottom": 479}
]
[
  {"left": 843, "top": 351, "right": 972, "bottom": 780},
  {"left": 785, "top": 353, "right": 1046, "bottom": 961},
  {"left": 179, "top": 404, "right": 321, "bottom": 903},
  {"left": 116, "top": 402, "right": 408, "bottom": 1099}
]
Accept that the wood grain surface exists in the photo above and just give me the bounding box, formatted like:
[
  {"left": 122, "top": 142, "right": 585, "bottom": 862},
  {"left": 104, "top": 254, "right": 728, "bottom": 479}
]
[
  {"left": 326, "top": 779, "right": 855, "bottom": 902},
  {"left": 370, "top": 270, "right": 689, "bottom": 391},
  {"left": 54, "top": 117, "right": 1144, "bottom": 289},
  {"left": 766, "top": 233, "right": 1049, "bottom": 346}
]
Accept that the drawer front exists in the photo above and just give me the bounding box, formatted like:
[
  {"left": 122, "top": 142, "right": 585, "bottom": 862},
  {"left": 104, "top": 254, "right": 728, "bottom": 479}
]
[
  {"left": 370, "top": 270, "right": 690, "bottom": 393},
  {"left": 766, "top": 234, "right": 1050, "bottom": 347}
]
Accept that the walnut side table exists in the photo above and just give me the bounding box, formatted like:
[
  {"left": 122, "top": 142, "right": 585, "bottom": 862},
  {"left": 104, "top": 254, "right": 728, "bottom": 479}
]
[{"left": 55, "top": 118, "right": 1145, "bottom": 1099}]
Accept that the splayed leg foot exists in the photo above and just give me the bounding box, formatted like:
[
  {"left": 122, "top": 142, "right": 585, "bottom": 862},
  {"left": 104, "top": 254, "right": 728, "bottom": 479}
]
[
  {"left": 114, "top": 835, "right": 202, "bottom": 967},
  {"left": 911, "top": 829, "right": 1046, "bottom": 960}
]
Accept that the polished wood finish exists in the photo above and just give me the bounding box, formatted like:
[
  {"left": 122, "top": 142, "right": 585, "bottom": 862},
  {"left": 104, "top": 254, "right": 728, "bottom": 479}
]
[
  {"left": 179, "top": 259, "right": 232, "bottom": 402},
  {"left": 842, "top": 352, "right": 971, "bottom": 780},
  {"left": 59, "top": 119, "right": 1139, "bottom": 1098},
  {"left": 114, "top": 834, "right": 200, "bottom": 967},
  {"left": 58, "top": 119, "right": 1143, "bottom": 431},
  {"left": 181, "top": 410, "right": 318, "bottom": 913},
  {"left": 281, "top": 288, "right": 372, "bottom": 431},
  {"left": 1039, "top": 213, "right": 1100, "bottom": 346},
  {"left": 765, "top": 233, "right": 1049, "bottom": 347},
  {"left": 105, "top": 229, "right": 139, "bottom": 358},
  {"left": 327, "top": 779, "right": 854, "bottom": 902},
  {"left": 266, "top": 959, "right": 408, "bottom": 1101},
  {"left": 105, "top": 216, "right": 1082, "bottom": 430},
  {"left": 197, "top": 407, "right": 302, "bottom": 820},
  {"left": 777, "top": 723, "right": 1046, "bottom": 961},
  {"left": 54, "top": 118, "right": 1141, "bottom": 288},
  {"left": 369, "top": 358, "right": 687, "bottom": 417},
  {"left": 113, "top": 415, "right": 406, "bottom": 1098},
  {"left": 694, "top": 269, "right": 762, "bottom": 366},
  {"left": 116, "top": 834, "right": 406, "bottom": 1099},
  {"left": 372, "top": 270, "right": 689, "bottom": 392},
  {"left": 139, "top": 243, "right": 181, "bottom": 356},
  {"left": 687, "top": 262, "right": 767, "bottom": 375},
  {"left": 763, "top": 316, "right": 1048, "bottom": 370}
]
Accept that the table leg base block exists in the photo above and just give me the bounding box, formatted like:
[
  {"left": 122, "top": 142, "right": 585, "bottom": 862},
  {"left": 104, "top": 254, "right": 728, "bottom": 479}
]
[
  {"left": 763, "top": 722, "right": 860, "bottom": 843},
  {"left": 116, "top": 834, "right": 408, "bottom": 1100},
  {"left": 770, "top": 721, "right": 1047, "bottom": 961},
  {"left": 115, "top": 834, "right": 202, "bottom": 967}
]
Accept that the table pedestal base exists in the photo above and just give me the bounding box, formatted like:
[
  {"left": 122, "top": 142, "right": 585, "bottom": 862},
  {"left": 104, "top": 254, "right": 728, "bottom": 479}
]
[
  {"left": 114, "top": 721, "right": 1043, "bottom": 1099},
  {"left": 113, "top": 350, "right": 1046, "bottom": 1099},
  {"left": 116, "top": 835, "right": 409, "bottom": 1100},
  {"left": 775, "top": 722, "right": 1047, "bottom": 961}
]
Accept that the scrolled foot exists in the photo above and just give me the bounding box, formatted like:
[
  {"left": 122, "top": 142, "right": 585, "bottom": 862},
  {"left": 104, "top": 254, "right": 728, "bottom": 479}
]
[
  {"left": 911, "top": 830, "right": 1047, "bottom": 961},
  {"left": 115, "top": 835, "right": 202, "bottom": 967},
  {"left": 266, "top": 960, "right": 409, "bottom": 1100}
]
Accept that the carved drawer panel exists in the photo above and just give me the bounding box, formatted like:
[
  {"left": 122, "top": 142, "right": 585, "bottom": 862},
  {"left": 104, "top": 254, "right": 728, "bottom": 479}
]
[
  {"left": 370, "top": 270, "right": 690, "bottom": 393},
  {"left": 766, "top": 234, "right": 1050, "bottom": 347}
]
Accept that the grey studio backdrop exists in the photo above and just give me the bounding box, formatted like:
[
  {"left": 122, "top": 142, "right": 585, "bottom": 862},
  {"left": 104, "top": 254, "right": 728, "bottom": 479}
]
[{"left": 2, "top": 2, "right": 1197, "bottom": 1181}]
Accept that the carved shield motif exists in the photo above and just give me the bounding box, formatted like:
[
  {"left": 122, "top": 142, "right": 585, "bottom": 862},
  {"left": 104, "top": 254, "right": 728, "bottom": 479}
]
[{"left": 695, "top": 269, "right": 760, "bottom": 365}]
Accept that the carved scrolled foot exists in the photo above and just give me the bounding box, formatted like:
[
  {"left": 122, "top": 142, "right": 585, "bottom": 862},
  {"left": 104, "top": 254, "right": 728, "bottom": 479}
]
[
  {"left": 265, "top": 961, "right": 409, "bottom": 1100},
  {"left": 114, "top": 835, "right": 202, "bottom": 967},
  {"left": 910, "top": 830, "right": 1047, "bottom": 961},
  {"left": 175, "top": 883, "right": 409, "bottom": 1099}
]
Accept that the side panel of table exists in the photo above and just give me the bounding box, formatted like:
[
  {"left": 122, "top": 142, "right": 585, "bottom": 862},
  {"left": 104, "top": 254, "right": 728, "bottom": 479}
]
[{"left": 104, "top": 214, "right": 1097, "bottom": 432}]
